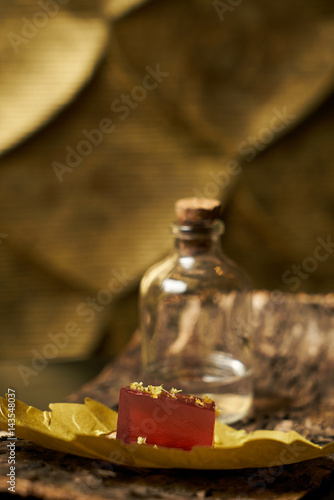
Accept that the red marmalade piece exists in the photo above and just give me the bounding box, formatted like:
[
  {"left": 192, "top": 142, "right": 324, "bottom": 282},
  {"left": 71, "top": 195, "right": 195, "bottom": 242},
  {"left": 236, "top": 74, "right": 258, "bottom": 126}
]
[{"left": 116, "top": 383, "right": 217, "bottom": 450}]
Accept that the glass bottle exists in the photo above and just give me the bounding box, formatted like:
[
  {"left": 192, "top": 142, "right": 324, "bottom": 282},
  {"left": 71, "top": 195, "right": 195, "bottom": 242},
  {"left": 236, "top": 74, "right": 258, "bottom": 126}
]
[{"left": 140, "top": 197, "right": 253, "bottom": 423}]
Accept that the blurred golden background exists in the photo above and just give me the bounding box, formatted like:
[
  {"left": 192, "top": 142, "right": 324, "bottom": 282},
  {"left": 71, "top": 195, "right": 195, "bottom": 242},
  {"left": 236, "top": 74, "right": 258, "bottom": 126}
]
[{"left": 1, "top": 0, "right": 334, "bottom": 408}]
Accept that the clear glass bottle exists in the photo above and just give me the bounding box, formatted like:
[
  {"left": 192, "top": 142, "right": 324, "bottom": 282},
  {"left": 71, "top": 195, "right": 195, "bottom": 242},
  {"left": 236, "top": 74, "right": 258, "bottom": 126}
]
[{"left": 140, "top": 198, "right": 253, "bottom": 423}]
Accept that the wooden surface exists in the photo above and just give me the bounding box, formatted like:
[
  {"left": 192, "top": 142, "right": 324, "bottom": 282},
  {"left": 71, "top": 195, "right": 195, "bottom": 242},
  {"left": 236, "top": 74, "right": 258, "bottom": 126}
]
[
  {"left": 0, "top": 443, "right": 333, "bottom": 500},
  {"left": 0, "top": 291, "right": 333, "bottom": 499}
]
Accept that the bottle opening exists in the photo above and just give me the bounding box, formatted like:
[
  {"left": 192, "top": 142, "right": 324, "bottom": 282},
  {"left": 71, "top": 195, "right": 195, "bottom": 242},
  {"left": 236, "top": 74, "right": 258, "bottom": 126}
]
[{"left": 170, "top": 219, "right": 224, "bottom": 240}]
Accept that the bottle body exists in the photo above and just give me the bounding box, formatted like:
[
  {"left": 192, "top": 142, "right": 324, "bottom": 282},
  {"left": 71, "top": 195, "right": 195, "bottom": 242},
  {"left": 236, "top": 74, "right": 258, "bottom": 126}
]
[{"left": 140, "top": 220, "right": 253, "bottom": 423}]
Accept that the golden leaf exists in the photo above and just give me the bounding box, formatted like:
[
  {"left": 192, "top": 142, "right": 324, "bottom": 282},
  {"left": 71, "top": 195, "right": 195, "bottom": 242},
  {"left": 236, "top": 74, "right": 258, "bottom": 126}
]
[{"left": 0, "top": 396, "right": 333, "bottom": 469}]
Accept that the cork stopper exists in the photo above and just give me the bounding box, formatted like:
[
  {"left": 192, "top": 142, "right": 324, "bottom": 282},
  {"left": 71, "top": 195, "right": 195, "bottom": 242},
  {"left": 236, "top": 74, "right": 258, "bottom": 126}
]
[{"left": 175, "top": 197, "right": 221, "bottom": 226}]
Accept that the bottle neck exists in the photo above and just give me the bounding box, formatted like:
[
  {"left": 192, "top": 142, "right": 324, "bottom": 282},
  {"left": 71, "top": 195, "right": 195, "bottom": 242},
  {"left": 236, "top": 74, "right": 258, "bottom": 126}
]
[{"left": 171, "top": 220, "right": 224, "bottom": 257}]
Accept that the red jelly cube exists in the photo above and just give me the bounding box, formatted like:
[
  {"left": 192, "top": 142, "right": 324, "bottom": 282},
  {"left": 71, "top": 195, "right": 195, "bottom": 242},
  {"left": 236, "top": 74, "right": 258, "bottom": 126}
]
[{"left": 116, "top": 384, "right": 216, "bottom": 450}]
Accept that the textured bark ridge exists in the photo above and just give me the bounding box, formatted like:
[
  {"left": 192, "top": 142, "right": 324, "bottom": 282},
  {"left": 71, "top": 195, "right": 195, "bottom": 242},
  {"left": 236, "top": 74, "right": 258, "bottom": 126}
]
[{"left": 1, "top": 291, "right": 334, "bottom": 499}]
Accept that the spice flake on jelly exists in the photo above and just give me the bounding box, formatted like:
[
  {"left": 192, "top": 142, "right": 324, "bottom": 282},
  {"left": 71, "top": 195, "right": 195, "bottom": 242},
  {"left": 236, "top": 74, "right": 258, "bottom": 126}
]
[{"left": 116, "top": 383, "right": 220, "bottom": 450}]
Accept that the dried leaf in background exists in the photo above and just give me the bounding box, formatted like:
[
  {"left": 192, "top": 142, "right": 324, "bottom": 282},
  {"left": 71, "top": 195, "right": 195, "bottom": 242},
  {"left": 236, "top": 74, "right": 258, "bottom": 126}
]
[{"left": 0, "top": 1, "right": 109, "bottom": 154}]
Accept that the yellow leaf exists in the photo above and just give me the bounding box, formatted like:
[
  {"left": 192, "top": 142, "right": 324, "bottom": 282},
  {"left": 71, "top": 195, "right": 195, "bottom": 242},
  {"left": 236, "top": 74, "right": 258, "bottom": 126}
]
[{"left": 0, "top": 396, "right": 333, "bottom": 469}]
